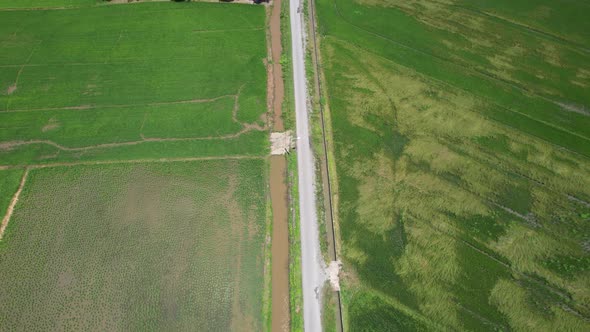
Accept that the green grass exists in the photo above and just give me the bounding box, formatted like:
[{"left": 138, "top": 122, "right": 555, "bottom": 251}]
[
  {"left": 0, "top": 160, "right": 268, "bottom": 330},
  {"left": 279, "top": 1, "right": 304, "bottom": 330},
  {"left": 316, "top": 0, "right": 590, "bottom": 330},
  {"left": 0, "top": 2, "right": 268, "bottom": 165},
  {"left": 321, "top": 286, "right": 338, "bottom": 332},
  {"left": 287, "top": 153, "right": 303, "bottom": 332}
]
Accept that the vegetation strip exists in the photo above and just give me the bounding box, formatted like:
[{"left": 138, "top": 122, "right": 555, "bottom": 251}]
[{"left": 306, "top": 0, "right": 344, "bottom": 329}]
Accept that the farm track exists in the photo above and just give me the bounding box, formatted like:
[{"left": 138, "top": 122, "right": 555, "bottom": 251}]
[
  {"left": 4, "top": 42, "right": 39, "bottom": 110},
  {"left": 0, "top": 168, "right": 28, "bottom": 239},
  {"left": 1, "top": 95, "right": 237, "bottom": 113}
]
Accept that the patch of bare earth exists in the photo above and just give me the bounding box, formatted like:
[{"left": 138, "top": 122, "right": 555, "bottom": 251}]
[
  {"left": 6, "top": 83, "right": 17, "bottom": 95},
  {"left": 0, "top": 142, "right": 18, "bottom": 151},
  {"left": 42, "top": 118, "right": 60, "bottom": 132}
]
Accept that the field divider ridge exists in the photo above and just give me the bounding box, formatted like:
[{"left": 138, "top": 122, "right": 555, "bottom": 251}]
[
  {"left": 0, "top": 155, "right": 266, "bottom": 171},
  {"left": 0, "top": 168, "right": 29, "bottom": 240},
  {"left": 1, "top": 94, "right": 237, "bottom": 114}
]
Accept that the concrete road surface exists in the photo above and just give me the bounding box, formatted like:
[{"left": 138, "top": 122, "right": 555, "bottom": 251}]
[{"left": 289, "top": 0, "right": 326, "bottom": 330}]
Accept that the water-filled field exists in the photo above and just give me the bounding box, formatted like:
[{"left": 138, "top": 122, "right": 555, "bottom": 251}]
[{"left": 317, "top": 0, "right": 590, "bottom": 330}]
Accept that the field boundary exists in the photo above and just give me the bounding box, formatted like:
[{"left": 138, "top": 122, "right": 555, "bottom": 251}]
[
  {"left": 1, "top": 94, "right": 237, "bottom": 113},
  {"left": 0, "top": 155, "right": 265, "bottom": 171},
  {"left": 0, "top": 168, "right": 28, "bottom": 240},
  {"left": 0, "top": 0, "right": 257, "bottom": 12}
]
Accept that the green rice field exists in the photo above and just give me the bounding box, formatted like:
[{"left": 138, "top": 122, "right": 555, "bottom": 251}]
[
  {"left": 0, "top": 1, "right": 270, "bottom": 330},
  {"left": 0, "top": 1, "right": 268, "bottom": 165},
  {"left": 316, "top": 0, "right": 590, "bottom": 330},
  {"left": 0, "top": 160, "right": 267, "bottom": 330}
]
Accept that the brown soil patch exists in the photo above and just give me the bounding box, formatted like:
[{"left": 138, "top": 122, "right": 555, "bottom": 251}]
[
  {"left": 0, "top": 141, "right": 17, "bottom": 151},
  {"left": 42, "top": 118, "right": 60, "bottom": 132},
  {"left": 57, "top": 270, "right": 76, "bottom": 289},
  {"left": 6, "top": 83, "right": 17, "bottom": 95}
]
